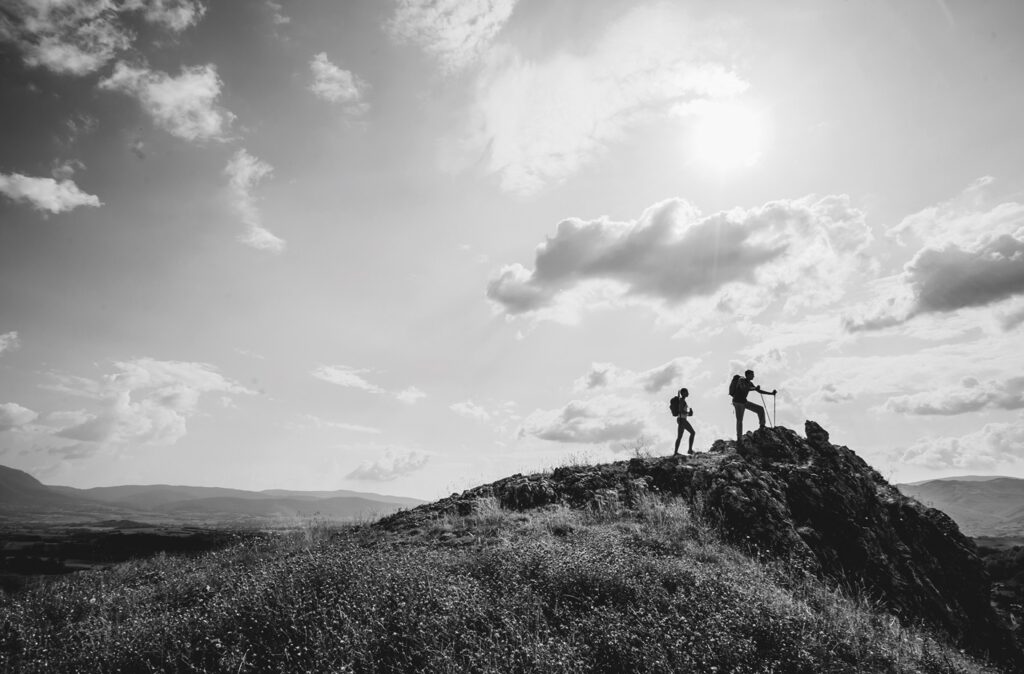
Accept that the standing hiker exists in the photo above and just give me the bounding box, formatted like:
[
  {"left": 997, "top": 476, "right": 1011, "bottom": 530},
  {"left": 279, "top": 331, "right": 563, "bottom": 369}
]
[
  {"left": 670, "top": 387, "right": 695, "bottom": 455},
  {"left": 729, "top": 370, "right": 775, "bottom": 442}
]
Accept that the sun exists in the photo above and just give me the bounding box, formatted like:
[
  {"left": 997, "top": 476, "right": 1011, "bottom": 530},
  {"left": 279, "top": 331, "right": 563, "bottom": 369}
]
[{"left": 690, "top": 103, "right": 766, "bottom": 173}]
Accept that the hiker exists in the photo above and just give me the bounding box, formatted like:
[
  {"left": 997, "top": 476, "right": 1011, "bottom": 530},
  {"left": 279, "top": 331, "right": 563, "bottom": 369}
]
[
  {"left": 671, "top": 387, "right": 695, "bottom": 455},
  {"left": 729, "top": 370, "right": 776, "bottom": 442}
]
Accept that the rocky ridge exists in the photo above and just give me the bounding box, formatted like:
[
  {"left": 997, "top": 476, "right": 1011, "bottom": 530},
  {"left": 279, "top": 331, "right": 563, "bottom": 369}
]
[{"left": 379, "top": 421, "right": 1020, "bottom": 667}]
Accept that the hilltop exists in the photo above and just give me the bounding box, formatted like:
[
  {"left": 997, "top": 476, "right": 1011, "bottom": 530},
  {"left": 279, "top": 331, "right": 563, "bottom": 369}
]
[
  {"left": 0, "top": 422, "right": 1018, "bottom": 672},
  {"left": 381, "top": 421, "right": 1020, "bottom": 667}
]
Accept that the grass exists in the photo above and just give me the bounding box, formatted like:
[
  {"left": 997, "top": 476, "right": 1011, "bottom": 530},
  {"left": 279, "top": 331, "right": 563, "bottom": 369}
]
[{"left": 0, "top": 497, "right": 1003, "bottom": 673}]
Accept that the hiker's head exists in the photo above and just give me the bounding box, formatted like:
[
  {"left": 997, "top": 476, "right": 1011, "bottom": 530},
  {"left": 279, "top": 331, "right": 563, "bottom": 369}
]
[
  {"left": 745, "top": 369, "right": 754, "bottom": 380},
  {"left": 679, "top": 388, "right": 688, "bottom": 398}
]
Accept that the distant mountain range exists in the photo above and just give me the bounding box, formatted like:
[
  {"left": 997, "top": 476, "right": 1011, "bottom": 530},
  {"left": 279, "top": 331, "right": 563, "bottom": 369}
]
[
  {"left": 0, "top": 464, "right": 423, "bottom": 525},
  {"left": 896, "top": 476, "right": 1024, "bottom": 538}
]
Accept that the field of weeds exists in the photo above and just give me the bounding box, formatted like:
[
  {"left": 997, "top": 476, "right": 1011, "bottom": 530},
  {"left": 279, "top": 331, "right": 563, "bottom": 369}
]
[{"left": 0, "top": 496, "right": 1002, "bottom": 673}]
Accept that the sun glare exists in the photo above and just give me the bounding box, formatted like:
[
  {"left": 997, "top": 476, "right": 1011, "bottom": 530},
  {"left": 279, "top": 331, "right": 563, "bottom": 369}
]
[{"left": 690, "top": 103, "right": 766, "bottom": 173}]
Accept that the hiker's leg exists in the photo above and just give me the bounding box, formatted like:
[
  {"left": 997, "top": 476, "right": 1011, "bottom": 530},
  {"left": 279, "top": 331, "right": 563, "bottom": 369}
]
[
  {"left": 745, "top": 401, "right": 765, "bottom": 429},
  {"left": 733, "top": 403, "right": 744, "bottom": 441},
  {"left": 679, "top": 420, "right": 695, "bottom": 453},
  {"left": 674, "top": 420, "right": 684, "bottom": 454}
]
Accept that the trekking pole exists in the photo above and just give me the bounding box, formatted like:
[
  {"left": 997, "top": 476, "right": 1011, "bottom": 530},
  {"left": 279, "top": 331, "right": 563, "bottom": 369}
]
[
  {"left": 773, "top": 393, "right": 777, "bottom": 428},
  {"left": 759, "top": 391, "right": 774, "bottom": 428}
]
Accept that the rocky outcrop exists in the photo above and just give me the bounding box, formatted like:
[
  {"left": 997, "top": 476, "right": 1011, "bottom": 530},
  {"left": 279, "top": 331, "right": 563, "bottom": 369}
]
[{"left": 377, "top": 421, "right": 1020, "bottom": 667}]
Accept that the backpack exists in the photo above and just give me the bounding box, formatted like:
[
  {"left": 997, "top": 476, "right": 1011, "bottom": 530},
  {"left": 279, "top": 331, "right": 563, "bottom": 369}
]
[
  {"left": 728, "top": 375, "right": 741, "bottom": 398},
  {"left": 669, "top": 395, "right": 681, "bottom": 417}
]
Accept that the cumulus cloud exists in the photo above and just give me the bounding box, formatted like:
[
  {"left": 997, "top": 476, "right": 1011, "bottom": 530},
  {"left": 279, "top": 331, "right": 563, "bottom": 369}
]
[
  {"left": 460, "top": 4, "right": 747, "bottom": 194},
  {"left": 309, "top": 52, "right": 368, "bottom": 115},
  {"left": 224, "top": 149, "right": 286, "bottom": 253},
  {"left": 0, "top": 332, "right": 21, "bottom": 356},
  {"left": 574, "top": 357, "right": 702, "bottom": 394},
  {"left": 0, "top": 173, "right": 102, "bottom": 214},
  {"left": 49, "top": 358, "right": 252, "bottom": 454},
  {"left": 900, "top": 419, "right": 1024, "bottom": 469},
  {"left": 845, "top": 178, "right": 1024, "bottom": 332},
  {"left": 885, "top": 377, "right": 1024, "bottom": 416},
  {"left": 347, "top": 449, "right": 429, "bottom": 481},
  {"left": 520, "top": 395, "right": 653, "bottom": 445},
  {"left": 395, "top": 386, "right": 426, "bottom": 404},
  {"left": 100, "top": 62, "right": 235, "bottom": 142},
  {"left": 0, "top": 0, "right": 204, "bottom": 75},
  {"left": 450, "top": 400, "right": 491, "bottom": 421},
  {"left": 0, "top": 403, "right": 38, "bottom": 432},
  {"left": 489, "top": 195, "right": 870, "bottom": 323},
  {"left": 387, "top": 0, "right": 518, "bottom": 74}
]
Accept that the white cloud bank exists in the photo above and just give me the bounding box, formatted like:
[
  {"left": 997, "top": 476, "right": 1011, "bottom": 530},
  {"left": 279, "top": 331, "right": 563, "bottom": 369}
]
[
  {"left": 100, "top": 63, "right": 235, "bottom": 142},
  {"left": 309, "top": 52, "right": 368, "bottom": 116},
  {"left": 461, "top": 4, "right": 748, "bottom": 194},
  {"left": 520, "top": 395, "right": 654, "bottom": 446},
  {"left": 0, "top": 173, "right": 101, "bottom": 214},
  {"left": 574, "top": 357, "right": 703, "bottom": 394},
  {"left": 224, "top": 149, "right": 286, "bottom": 253},
  {"left": 0, "top": 332, "right": 20, "bottom": 356},
  {"left": 47, "top": 358, "right": 252, "bottom": 457},
  {"left": 0, "top": 0, "right": 205, "bottom": 75},
  {"left": 900, "top": 419, "right": 1024, "bottom": 470},
  {"left": 488, "top": 195, "right": 871, "bottom": 324},
  {"left": 387, "top": 0, "right": 518, "bottom": 74},
  {"left": 347, "top": 449, "right": 429, "bottom": 481},
  {"left": 844, "top": 177, "right": 1024, "bottom": 332},
  {"left": 312, "top": 365, "right": 425, "bottom": 405},
  {"left": 885, "top": 377, "right": 1024, "bottom": 416},
  {"left": 0, "top": 403, "right": 38, "bottom": 432}
]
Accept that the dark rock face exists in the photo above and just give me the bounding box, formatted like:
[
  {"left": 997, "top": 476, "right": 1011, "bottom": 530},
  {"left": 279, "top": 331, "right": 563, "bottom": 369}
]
[{"left": 378, "top": 422, "right": 1020, "bottom": 666}]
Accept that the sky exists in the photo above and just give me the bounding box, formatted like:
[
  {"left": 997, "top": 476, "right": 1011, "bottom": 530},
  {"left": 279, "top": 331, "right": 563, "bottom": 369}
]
[{"left": 1, "top": 0, "right": 1024, "bottom": 499}]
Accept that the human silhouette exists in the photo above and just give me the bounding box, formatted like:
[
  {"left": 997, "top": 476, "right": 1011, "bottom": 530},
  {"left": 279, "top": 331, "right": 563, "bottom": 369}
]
[
  {"left": 730, "top": 370, "right": 775, "bottom": 443},
  {"left": 672, "top": 387, "right": 695, "bottom": 455}
]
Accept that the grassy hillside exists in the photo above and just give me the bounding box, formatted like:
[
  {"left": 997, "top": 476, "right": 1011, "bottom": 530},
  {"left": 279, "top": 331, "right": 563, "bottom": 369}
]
[{"left": 0, "top": 493, "right": 1001, "bottom": 673}]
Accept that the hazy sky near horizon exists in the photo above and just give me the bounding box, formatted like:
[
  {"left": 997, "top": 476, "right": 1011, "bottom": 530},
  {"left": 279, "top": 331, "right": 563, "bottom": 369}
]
[{"left": 2, "top": 0, "right": 1024, "bottom": 499}]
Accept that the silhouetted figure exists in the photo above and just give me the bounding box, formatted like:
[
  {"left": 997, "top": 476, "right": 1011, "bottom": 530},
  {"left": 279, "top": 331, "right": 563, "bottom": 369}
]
[
  {"left": 671, "top": 387, "right": 695, "bottom": 455},
  {"left": 730, "top": 369, "right": 775, "bottom": 443}
]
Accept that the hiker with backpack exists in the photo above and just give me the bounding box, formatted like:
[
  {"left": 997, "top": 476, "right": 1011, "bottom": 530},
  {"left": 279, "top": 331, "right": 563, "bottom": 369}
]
[
  {"left": 729, "top": 370, "right": 776, "bottom": 442},
  {"left": 670, "top": 387, "right": 695, "bottom": 455}
]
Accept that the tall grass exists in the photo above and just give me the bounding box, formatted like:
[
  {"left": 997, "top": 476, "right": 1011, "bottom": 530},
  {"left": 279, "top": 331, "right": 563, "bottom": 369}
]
[{"left": 0, "top": 497, "right": 1002, "bottom": 673}]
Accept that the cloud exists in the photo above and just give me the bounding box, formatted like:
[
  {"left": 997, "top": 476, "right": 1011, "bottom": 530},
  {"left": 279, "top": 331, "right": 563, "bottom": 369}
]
[
  {"left": 395, "top": 386, "right": 426, "bottom": 404},
  {"left": 450, "top": 400, "right": 491, "bottom": 421},
  {"left": 311, "top": 365, "right": 384, "bottom": 393},
  {"left": 122, "top": 0, "right": 206, "bottom": 32},
  {"left": 845, "top": 178, "right": 1024, "bottom": 332},
  {"left": 266, "top": 1, "right": 290, "bottom": 25},
  {"left": 347, "top": 449, "right": 429, "bottom": 481},
  {"left": 290, "top": 414, "right": 381, "bottom": 435},
  {"left": 0, "top": 0, "right": 204, "bottom": 75},
  {"left": 520, "top": 395, "right": 653, "bottom": 445},
  {"left": 574, "top": 357, "right": 702, "bottom": 394},
  {"left": 900, "top": 419, "right": 1024, "bottom": 469},
  {"left": 224, "top": 149, "right": 286, "bottom": 253},
  {"left": 887, "top": 176, "right": 1024, "bottom": 248},
  {"left": 100, "top": 62, "right": 235, "bottom": 142},
  {"left": 489, "top": 195, "right": 870, "bottom": 323},
  {"left": 308, "top": 52, "right": 369, "bottom": 115},
  {"left": 0, "top": 173, "right": 102, "bottom": 214},
  {"left": 884, "top": 377, "right": 1024, "bottom": 416},
  {"left": 0, "top": 403, "right": 38, "bottom": 432},
  {"left": 0, "top": 332, "right": 20, "bottom": 356},
  {"left": 387, "top": 0, "right": 518, "bottom": 74},
  {"left": 49, "top": 358, "right": 252, "bottom": 454},
  {"left": 313, "top": 366, "right": 425, "bottom": 405},
  {"left": 460, "top": 4, "right": 747, "bottom": 194}
]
